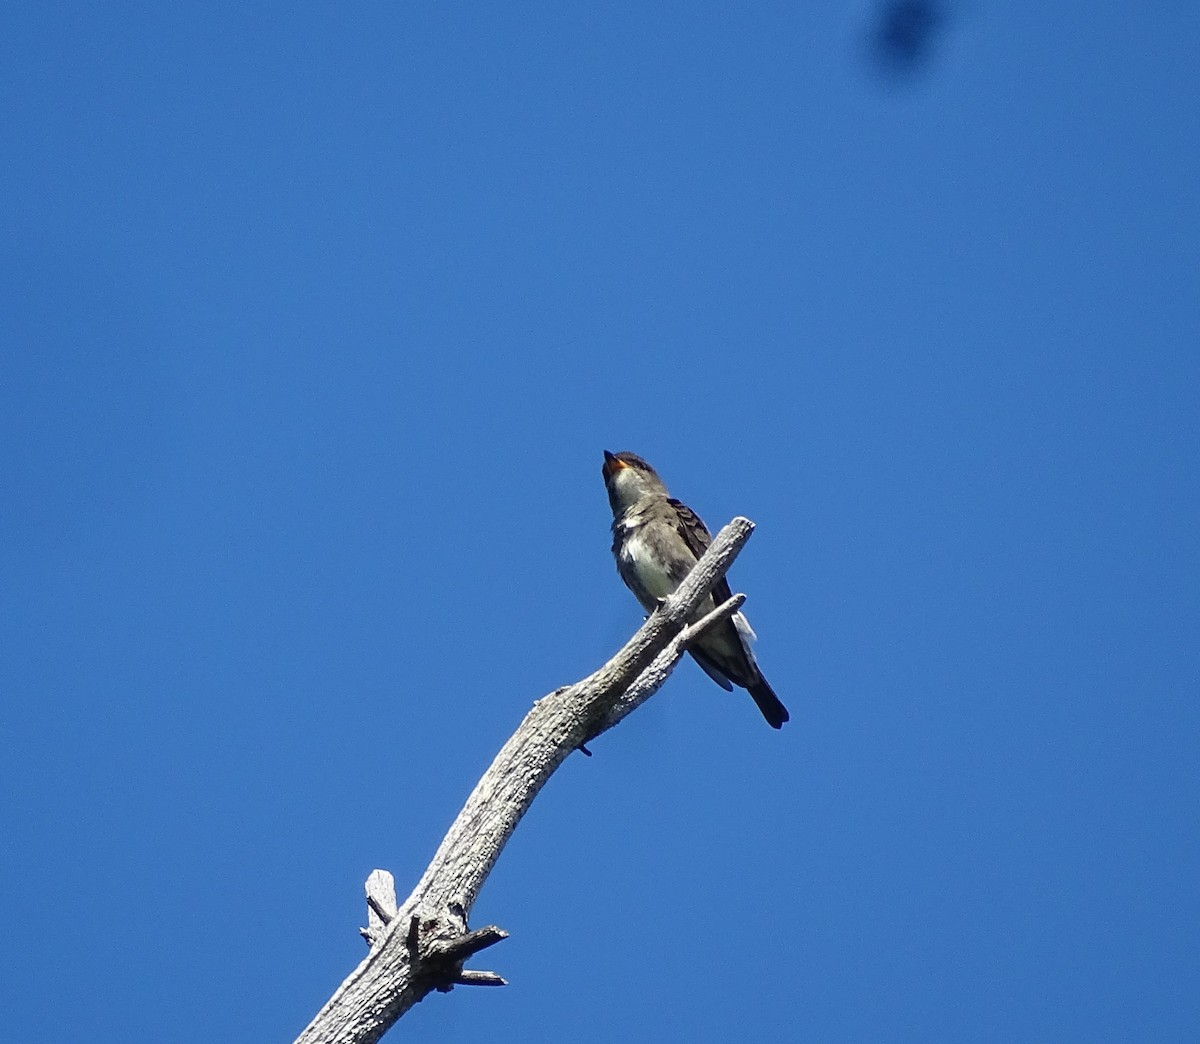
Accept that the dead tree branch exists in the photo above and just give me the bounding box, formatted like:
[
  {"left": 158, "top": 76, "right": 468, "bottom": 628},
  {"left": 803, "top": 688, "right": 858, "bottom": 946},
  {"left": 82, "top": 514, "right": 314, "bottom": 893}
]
[{"left": 295, "top": 517, "right": 757, "bottom": 1044}]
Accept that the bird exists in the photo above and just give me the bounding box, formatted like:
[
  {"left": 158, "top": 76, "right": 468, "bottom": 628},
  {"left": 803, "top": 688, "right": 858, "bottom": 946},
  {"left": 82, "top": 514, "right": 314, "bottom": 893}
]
[{"left": 601, "top": 450, "right": 789, "bottom": 729}]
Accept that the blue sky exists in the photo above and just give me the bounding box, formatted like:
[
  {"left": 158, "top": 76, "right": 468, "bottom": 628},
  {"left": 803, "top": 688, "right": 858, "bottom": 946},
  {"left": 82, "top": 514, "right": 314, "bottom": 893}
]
[{"left": 2, "top": 2, "right": 1197, "bottom": 1041}]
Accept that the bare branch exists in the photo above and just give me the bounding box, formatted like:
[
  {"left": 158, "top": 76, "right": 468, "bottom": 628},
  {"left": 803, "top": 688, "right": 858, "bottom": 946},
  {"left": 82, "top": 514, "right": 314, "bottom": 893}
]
[
  {"left": 295, "top": 517, "right": 756, "bottom": 1044},
  {"left": 589, "top": 591, "right": 746, "bottom": 738},
  {"left": 433, "top": 926, "right": 509, "bottom": 964},
  {"left": 360, "top": 870, "right": 398, "bottom": 948},
  {"left": 452, "top": 970, "right": 507, "bottom": 987}
]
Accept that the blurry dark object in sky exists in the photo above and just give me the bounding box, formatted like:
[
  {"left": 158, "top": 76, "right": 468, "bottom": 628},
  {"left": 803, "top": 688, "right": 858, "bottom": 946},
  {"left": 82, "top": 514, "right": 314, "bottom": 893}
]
[{"left": 868, "top": 0, "right": 948, "bottom": 80}]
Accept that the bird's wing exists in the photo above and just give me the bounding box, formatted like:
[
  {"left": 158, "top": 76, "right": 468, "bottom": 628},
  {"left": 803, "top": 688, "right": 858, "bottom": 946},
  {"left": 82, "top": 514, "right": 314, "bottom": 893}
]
[
  {"left": 691, "top": 650, "right": 735, "bottom": 691},
  {"left": 667, "top": 498, "right": 734, "bottom": 604}
]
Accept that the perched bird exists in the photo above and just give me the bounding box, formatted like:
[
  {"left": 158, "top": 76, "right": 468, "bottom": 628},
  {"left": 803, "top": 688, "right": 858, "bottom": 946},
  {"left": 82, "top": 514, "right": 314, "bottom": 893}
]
[{"left": 601, "top": 450, "right": 789, "bottom": 729}]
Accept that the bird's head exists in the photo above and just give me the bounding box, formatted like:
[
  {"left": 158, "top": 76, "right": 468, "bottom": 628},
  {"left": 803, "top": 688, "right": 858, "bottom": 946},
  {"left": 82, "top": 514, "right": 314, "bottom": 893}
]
[{"left": 602, "top": 450, "right": 668, "bottom": 514}]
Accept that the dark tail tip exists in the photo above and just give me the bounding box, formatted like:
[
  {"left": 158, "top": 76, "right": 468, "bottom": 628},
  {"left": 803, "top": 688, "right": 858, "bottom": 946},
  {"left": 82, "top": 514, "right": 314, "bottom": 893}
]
[{"left": 748, "top": 677, "right": 789, "bottom": 729}]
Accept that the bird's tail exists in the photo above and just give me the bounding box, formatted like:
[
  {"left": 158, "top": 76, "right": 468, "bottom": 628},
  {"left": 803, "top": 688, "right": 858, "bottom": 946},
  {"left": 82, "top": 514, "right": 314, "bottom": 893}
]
[{"left": 748, "top": 675, "right": 789, "bottom": 729}]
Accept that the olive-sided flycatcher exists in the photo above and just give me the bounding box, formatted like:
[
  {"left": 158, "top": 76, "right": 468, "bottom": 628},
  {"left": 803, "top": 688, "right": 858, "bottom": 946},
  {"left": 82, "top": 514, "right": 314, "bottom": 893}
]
[{"left": 602, "top": 450, "right": 789, "bottom": 729}]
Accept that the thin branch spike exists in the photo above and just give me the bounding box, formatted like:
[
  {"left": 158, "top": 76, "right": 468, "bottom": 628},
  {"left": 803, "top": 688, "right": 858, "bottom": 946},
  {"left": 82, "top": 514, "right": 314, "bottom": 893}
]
[
  {"left": 454, "top": 970, "right": 508, "bottom": 987},
  {"left": 433, "top": 926, "right": 509, "bottom": 963}
]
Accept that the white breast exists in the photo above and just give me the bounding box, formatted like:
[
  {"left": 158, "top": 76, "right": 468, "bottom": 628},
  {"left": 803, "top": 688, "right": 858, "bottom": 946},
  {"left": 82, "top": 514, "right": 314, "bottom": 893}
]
[{"left": 620, "top": 526, "right": 679, "bottom": 601}]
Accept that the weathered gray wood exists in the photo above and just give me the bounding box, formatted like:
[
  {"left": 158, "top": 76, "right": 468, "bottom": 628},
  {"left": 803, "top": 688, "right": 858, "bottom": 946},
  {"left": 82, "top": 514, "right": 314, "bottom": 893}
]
[
  {"left": 360, "top": 870, "right": 397, "bottom": 948},
  {"left": 590, "top": 591, "right": 746, "bottom": 738},
  {"left": 295, "top": 517, "right": 756, "bottom": 1044}
]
